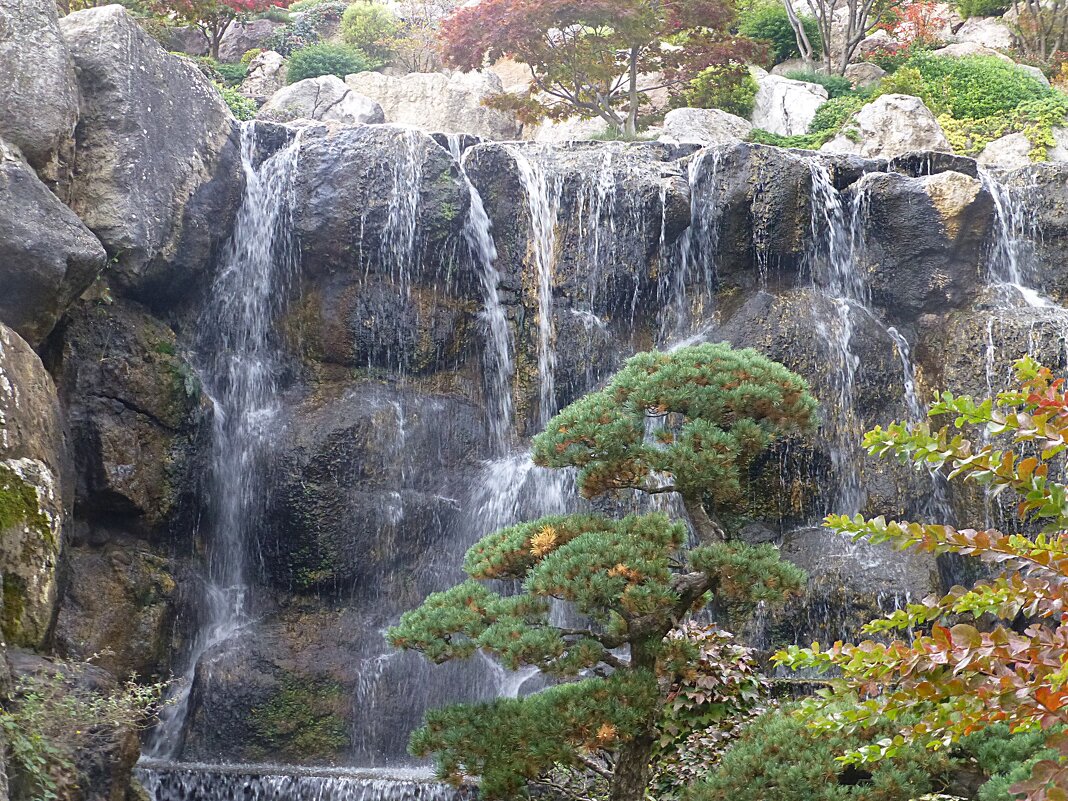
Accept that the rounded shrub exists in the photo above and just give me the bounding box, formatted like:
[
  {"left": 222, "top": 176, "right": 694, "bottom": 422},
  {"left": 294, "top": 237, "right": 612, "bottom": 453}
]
[
  {"left": 688, "top": 705, "right": 955, "bottom": 801},
  {"left": 738, "top": 1, "right": 822, "bottom": 64},
  {"left": 216, "top": 84, "right": 258, "bottom": 121},
  {"left": 678, "top": 65, "right": 760, "bottom": 117},
  {"left": 956, "top": 0, "right": 1010, "bottom": 17},
  {"left": 240, "top": 47, "right": 263, "bottom": 65},
  {"left": 340, "top": 1, "right": 402, "bottom": 65},
  {"left": 784, "top": 69, "right": 854, "bottom": 97},
  {"left": 264, "top": 1, "right": 349, "bottom": 56},
  {"left": 285, "top": 42, "right": 372, "bottom": 83}
]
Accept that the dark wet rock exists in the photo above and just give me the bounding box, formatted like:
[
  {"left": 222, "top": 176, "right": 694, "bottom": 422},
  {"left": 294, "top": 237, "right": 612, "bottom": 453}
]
[
  {"left": 857, "top": 170, "right": 993, "bottom": 323},
  {"left": 0, "top": 143, "right": 107, "bottom": 346},
  {"left": 53, "top": 542, "right": 178, "bottom": 680},
  {"left": 1004, "top": 163, "right": 1068, "bottom": 304},
  {"left": 60, "top": 5, "right": 245, "bottom": 309},
  {"left": 45, "top": 298, "right": 209, "bottom": 538},
  {"left": 889, "top": 150, "right": 980, "bottom": 178}
]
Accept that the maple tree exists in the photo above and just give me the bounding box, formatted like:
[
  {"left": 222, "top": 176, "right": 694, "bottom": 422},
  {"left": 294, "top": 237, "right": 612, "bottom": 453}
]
[
  {"left": 775, "top": 355, "right": 1068, "bottom": 801},
  {"left": 388, "top": 344, "right": 815, "bottom": 801},
  {"left": 158, "top": 0, "right": 292, "bottom": 59},
  {"left": 438, "top": 0, "right": 763, "bottom": 136}
]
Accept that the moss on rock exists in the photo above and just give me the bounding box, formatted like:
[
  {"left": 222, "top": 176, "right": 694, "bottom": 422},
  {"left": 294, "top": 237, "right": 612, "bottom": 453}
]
[{"left": 248, "top": 676, "right": 349, "bottom": 761}]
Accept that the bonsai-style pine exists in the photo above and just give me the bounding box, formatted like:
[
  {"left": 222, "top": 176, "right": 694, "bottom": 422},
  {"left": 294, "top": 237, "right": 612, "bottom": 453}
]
[{"left": 387, "top": 344, "right": 817, "bottom": 801}]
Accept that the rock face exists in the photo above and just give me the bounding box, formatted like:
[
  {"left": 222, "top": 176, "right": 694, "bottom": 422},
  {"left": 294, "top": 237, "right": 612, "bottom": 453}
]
[
  {"left": 0, "top": 142, "right": 107, "bottom": 346},
  {"left": 0, "top": 0, "right": 79, "bottom": 176},
  {"left": 239, "top": 50, "right": 287, "bottom": 103},
  {"left": 751, "top": 73, "right": 828, "bottom": 136},
  {"left": 345, "top": 71, "right": 519, "bottom": 140},
  {"left": 978, "top": 132, "right": 1034, "bottom": 168},
  {"left": 258, "top": 76, "right": 385, "bottom": 125},
  {"left": 526, "top": 114, "right": 611, "bottom": 142},
  {"left": 0, "top": 325, "right": 68, "bottom": 649},
  {"left": 931, "top": 41, "right": 1014, "bottom": 61},
  {"left": 60, "top": 5, "right": 245, "bottom": 308},
  {"left": 659, "top": 107, "right": 753, "bottom": 146},
  {"left": 822, "top": 94, "right": 951, "bottom": 159},
  {"left": 954, "top": 16, "right": 1015, "bottom": 49},
  {"left": 217, "top": 18, "right": 282, "bottom": 62},
  {"left": 844, "top": 61, "right": 886, "bottom": 88}
]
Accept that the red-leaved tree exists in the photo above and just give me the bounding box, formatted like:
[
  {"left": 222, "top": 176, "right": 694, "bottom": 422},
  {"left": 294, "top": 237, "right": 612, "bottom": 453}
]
[
  {"left": 439, "top": 0, "right": 762, "bottom": 136},
  {"left": 775, "top": 356, "right": 1068, "bottom": 801},
  {"left": 160, "top": 0, "right": 291, "bottom": 59}
]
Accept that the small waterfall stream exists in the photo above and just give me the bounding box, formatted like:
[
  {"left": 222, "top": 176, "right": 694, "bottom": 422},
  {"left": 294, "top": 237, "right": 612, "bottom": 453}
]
[{"left": 147, "top": 125, "right": 302, "bottom": 758}]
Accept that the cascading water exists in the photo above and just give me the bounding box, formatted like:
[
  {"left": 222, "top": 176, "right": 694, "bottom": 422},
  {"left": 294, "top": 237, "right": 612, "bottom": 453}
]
[{"left": 147, "top": 125, "right": 301, "bottom": 759}]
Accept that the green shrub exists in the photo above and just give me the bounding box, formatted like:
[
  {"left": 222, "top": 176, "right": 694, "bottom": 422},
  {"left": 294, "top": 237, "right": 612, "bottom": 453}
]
[
  {"left": 288, "top": 0, "right": 332, "bottom": 10},
  {"left": 214, "top": 60, "right": 249, "bottom": 85},
  {"left": 738, "top": 1, "right": 822, "bottom": 64},
  {"left": 340, "top": 1, "right": 401, "bottom": 65},
  {"left": 216, "top": 83, "right": 258, "bottom": 120},
  {"left": 678, "top": 65, "right": 760, "bottom": 117},
  {"left": 285, "top": 42, "right": 372, "bottom": 83},
  {"left": 863, "top": 43, "right": 913, "bottom": 73},
  {"left": 240, "top": 47, "right": 263, "bottom": 64},
  {"left": 809, "top": 93, "right": 868, "bottom": 133},
  {"left": 956, "top": 0, "right": 1010, "bottom": 18},
  {"left": 264, "top": 1, "right": 349, "bottom": 56},
  {"left": 748, "top": 127, "right": 833, "bottom": 149},
  {"left": 688, "top": 705, "right": 955, "bottom": 801},
  {"left": 957, "top": 724, "right": 1061, "bottom": 801},
  {"left": 784, "top": 69, "right": 855, "bottom": 98}
]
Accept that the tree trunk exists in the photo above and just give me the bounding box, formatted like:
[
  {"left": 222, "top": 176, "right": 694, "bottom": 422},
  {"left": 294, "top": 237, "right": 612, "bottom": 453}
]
[
  {"left": 625, "top": 46, "right": 640, "bottom": 138},
  {"left": 608, "top": 726, "right": 657, "bottom": 801},
  {"left": 681, "top": 494, "right": 726, "bottom": 544}
]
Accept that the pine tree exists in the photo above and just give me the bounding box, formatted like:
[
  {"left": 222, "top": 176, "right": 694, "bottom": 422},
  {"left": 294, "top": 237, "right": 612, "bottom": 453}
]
[{"left": 387, "top": 344, "right": 818, "bottom": 801}]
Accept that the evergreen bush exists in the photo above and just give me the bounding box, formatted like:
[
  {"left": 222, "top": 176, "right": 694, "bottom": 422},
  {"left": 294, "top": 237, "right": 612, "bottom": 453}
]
[
  {"left": 340, "top": 1, "right": 401, "bottom": 65},
  {"left": 785, "top": 69, "right": 855, "bottom": 98},
  {"left": 678, "top": 65, "right": 760, "bottom": 117},
  {"left": 285, "top": 42, "right": 372, "bottom": 83},
  {"left": 955, "top": 0, "right": 1010, "bottom": 18}
]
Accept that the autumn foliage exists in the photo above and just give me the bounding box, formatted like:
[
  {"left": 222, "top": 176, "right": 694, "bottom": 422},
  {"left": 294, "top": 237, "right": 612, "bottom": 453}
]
[
  {"left": 775, "top": 356, "right": 1068, "bottom": 801},
  {"left": 438, "top": 0, "right": 763, "bottom": 134}
]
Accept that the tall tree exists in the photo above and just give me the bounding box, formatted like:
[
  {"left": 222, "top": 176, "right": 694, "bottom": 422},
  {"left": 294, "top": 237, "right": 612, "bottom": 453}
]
[
  {"left": 439, "top": 0, "right": 763, "bottom": 137},
  {"left": 388, "top": 344, "right": 816, "bottom": 801},
  {"left": 158, "top": 0, "right": 291, "bottom": 59},
  {"left": 781, "top": 0, "right": 893, "bottom": 74},
  {"left": 775, "top": 356, "right": 1068, "bottom": 801}
]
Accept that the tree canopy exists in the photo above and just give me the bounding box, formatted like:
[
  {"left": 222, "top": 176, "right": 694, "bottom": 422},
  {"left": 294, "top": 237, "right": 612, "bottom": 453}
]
[
  {"left": 775, "top": 356, "right": 1068, "bottom": 801},
  {"left": 387, "top": 344, "right": 816, "bottom": 801},
  {"left": 438, "top": 0, "right": 763, "bottom": 135}
]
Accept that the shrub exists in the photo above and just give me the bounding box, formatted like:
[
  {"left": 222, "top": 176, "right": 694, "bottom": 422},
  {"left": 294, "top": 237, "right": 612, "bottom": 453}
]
[
  {"left": 240, "top": 47, "right": 263, "bottom": 64},
  {"left": 960, "top": 724, "right": 1061, "bottom": 801},
  {"left": 809, "top": 93, "right": 868, "bottom": 132},
  {"left": 216, "top": 83, "right": 258, "bottom": 120},
  {"left": 678, "top": 65, "right": 760, "bottom": 117},
  {"left": 784, "top": 69, "right": 855, "bottom": 97},
  {"left": 285, "top": 42, "right": 372, "bottom": 83},
  {"left": 738, "top": 1, "right": 822, "bottom": 64},
  {"left": 263, "top": 0, "right": 348, "bottom": 55},
  {"left": 956, "top": 0, "right": 1009, "bottom": 17},
  {"left": 938, "top": 94, "right": 1068, "bottom": 158},
  {"left": 340, "top": 1, "right": 401, "bottom": 65},
  {"left": 863, "top": 42, "right": 913, "bottom": 72},
  {"left": 748, "top": 127, "right": 834, "bottom": 149},
  {"left": 689, "top": 704, "right": 955, "bottom": 801},
  {"left": 214, "top": 60, "right": 249, "bottom": 85}
]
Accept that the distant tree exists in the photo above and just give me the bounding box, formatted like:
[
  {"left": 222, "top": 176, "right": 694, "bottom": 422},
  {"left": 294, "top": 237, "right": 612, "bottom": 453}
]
[
  {"left": 388, "top": 344, "right": 816, "bottom": 801},
  {"left": 775, "top": 356, "right": 1068, "bottom": 801},
  {"left": 439, "top": 0, "right": 764, "bottom": 137},
  {"left": 780, "top": 0, "right": 899, "bottom": 74},
  {"left": 157, "top": 0, "right": 292, "bottom": 59}
]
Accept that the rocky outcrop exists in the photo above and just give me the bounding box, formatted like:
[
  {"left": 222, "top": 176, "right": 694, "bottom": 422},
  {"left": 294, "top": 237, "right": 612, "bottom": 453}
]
[
  {"left": 0, "top": 325, "right": 69, "bottom": 649},
  {"left": 659, "top": 108, "right": 752, "bottom": 146},
  {"left": 844, "top": 61, "right": 886, "bottom": 88},
  {"left": 345, "top": 71, "right": 520, "bottom": 140},
  {"left": 60, "top": 5, "right": 245, "bottom": 308},
  {"left": 0, "top": 142, "right": 107, "bottom": 346},
  {"left": 954, "top": 16, "right": 1015, "bottom": 49},
  {"left": 217, "top": 18, "right": 282, "bottom": 62},
  {"left": 258, "top": 76, "right": 385, "bottom": 125},
  {"left": 978, "top": 132, "right": 1034, "bottom": 168},
  {"left": 751, "top": 72, "right": 828, "bottom": 136},
  {"left": 0, "top": 0, "right": 79, "bottom": 178},
  {"left": 931, "top": 41, "right": 1014, "bottom": 61},
  {"left": 239, "top": 50, "right": 287, "bottom": 103},
  {"left": 526, "top": 115, "right": 611, "bottom": 142},
  {"left": 822, "top": 94, "right": 952, "bottom": 159}
]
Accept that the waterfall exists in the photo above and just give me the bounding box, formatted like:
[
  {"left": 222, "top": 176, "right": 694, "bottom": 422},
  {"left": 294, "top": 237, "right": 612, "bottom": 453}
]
[
  {"left": 384, "top": 129, "right": 424, "bottom": 295},
  {"left": 137, "top": 762, "right": 470, "bottom": 801},
  {"left": 805, "top": 162, "right": 871, "bottom": 516},
  {"left": 507, "top": 146, "right": 562, "bottom": 427},
  {"left": 146, "top": 125, "right": 301, "bottom": 758}
]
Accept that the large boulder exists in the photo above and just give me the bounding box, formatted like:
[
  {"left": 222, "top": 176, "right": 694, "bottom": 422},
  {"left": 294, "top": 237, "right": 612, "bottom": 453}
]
[
  {"left": 239, "top": 49, "right": 286, "bottom": 103},
  {"left": 931, "top": 41, "right": 1014, "bottom": 61},
  {"left": 844, "top": 61, "right": 887, "bottom": 88},
  {"left": 0, "top": 141, "right": 107, "bottom": 345},
  {"left": 978, "top": 132, "right": 1034, "bottom": 169},
  {"left": 821, "top": 94, "right": 951, "bottom": 159},
  {"left": 857, "top": 169, "right": 993, "bottom": 322},
  {"left": 1049, "top": 127, "right": 1068, "bottom": 162},
  {"left": 258, "top": 75, "right": 385, "bottom": 124},
  {"left": 0, "top": 324, "right": 68, "bottom": 649},
  {"left": 659, "top": 107, "right": 752, "bottom": 146},
  {"left": 344, "top": 71, "right": 520, "bottom": 141},
  {"left": 59, "top": 5, "right": 246, "bottom": 308},
  {"left": 751, "top": 73, "right": 828, "bottom": 136},
  {"left": 954, "top": 16, "right": 1015, "bottom": 49},
  {"left": 526, "top": 114, "right": 612, "bottom": 142},
  {"left": 0, "top": 0, "right": 79, "bottom": 176},
  {"left": 164, "top": 25, "right": 208, "bottom": 56},
  {"left": 47, "top": 298, "right": 209, "bottom": 539},
  {"left": 217, "top": 18, "right": 282, "bottom": 62}
]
